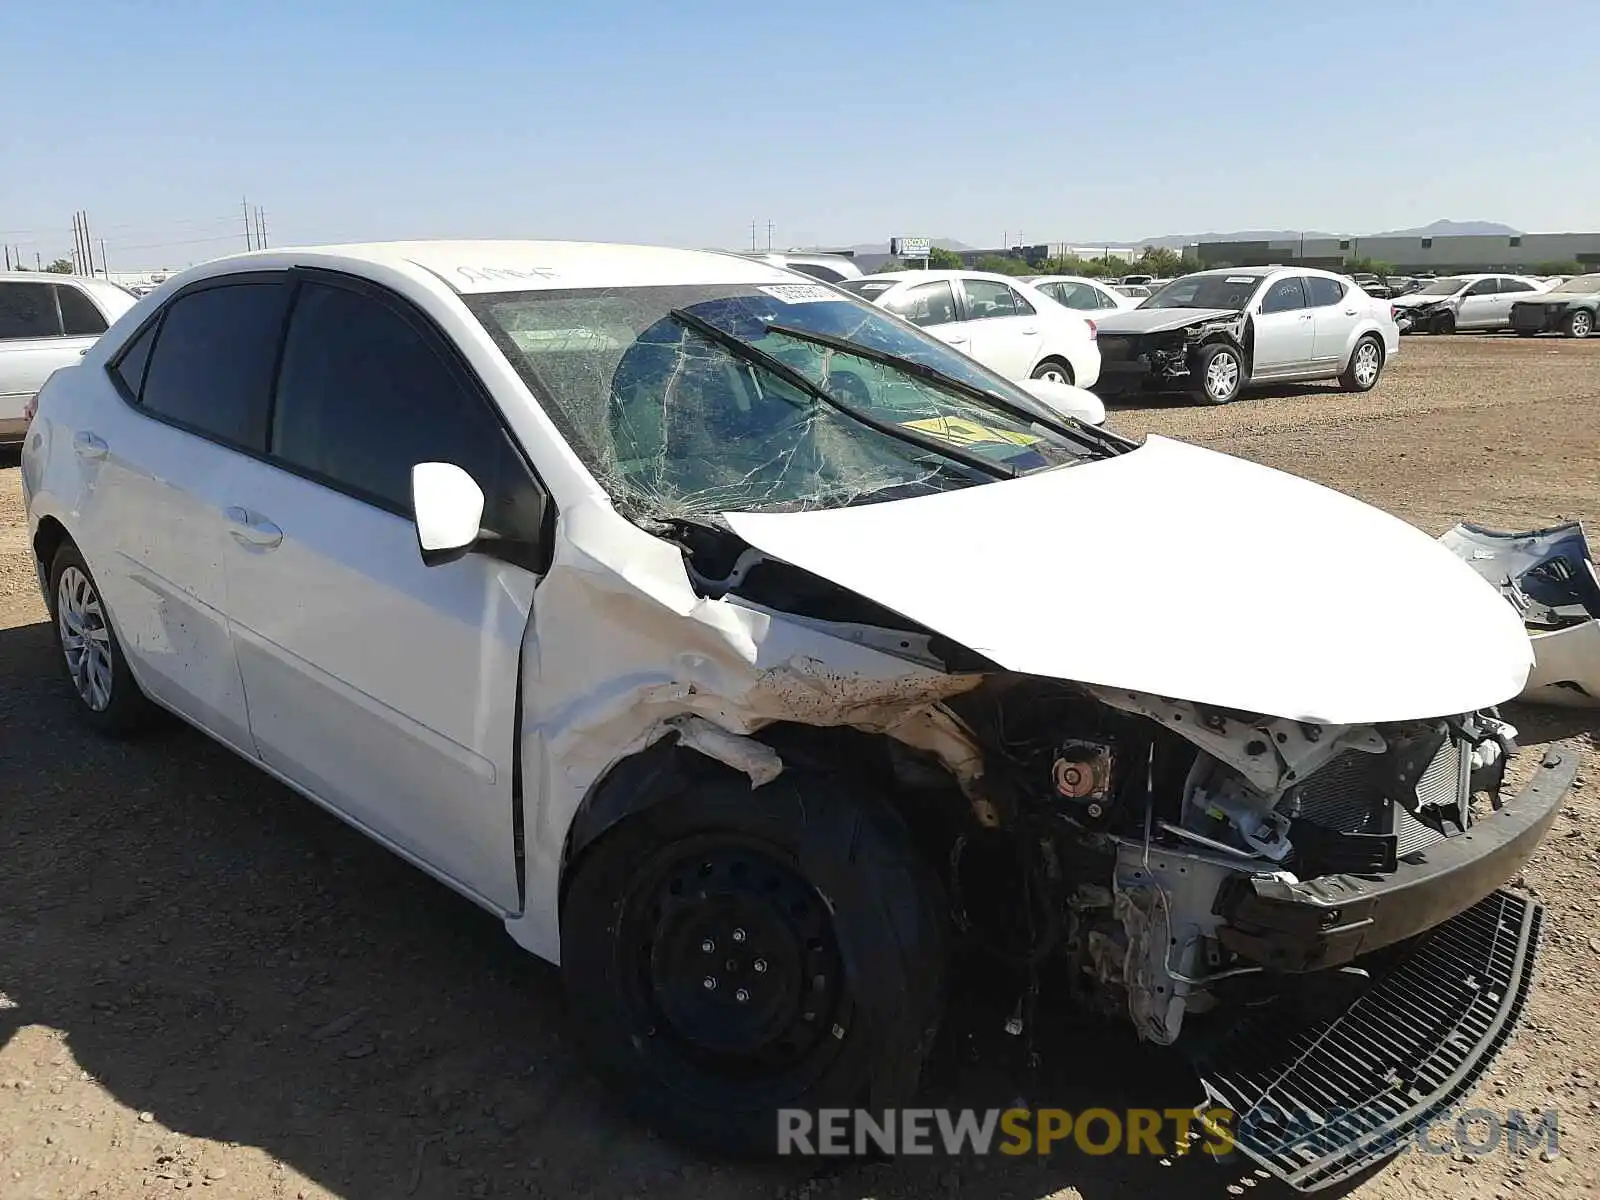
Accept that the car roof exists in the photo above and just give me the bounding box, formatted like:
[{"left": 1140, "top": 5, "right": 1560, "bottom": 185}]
[
  {"left": 1026, "top": 274, "right": 1115, "bottom": 286},
  {"left": 862, "top": 269, "right": 1029, "bottom": 285},
  {"left": 164, "top": 239, "right": 803, "bottom": 296}
]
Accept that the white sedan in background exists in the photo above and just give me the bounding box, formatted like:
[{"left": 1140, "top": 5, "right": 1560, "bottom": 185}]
[
  {"left": 842, "top": 270, "right": 1101, "bottom": 389},
  {"left": 1390, "top": 273, "right": 1549, "bottom": 334},
  {"left": 1020, "top": 274, "right": 1139, "bottom": 315}
]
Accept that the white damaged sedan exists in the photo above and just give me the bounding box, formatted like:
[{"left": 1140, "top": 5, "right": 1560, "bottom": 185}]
[{"left": 20, "top": 240, "right": 1574, "bottom": 1184}]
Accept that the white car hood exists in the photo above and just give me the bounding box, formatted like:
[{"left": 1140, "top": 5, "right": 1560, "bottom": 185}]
[
  {"left": 726, "top": 436, "right": 1532, "bottom": 725},
  {"left": 1392, "top": 292, "right": 1456, "bottom": 308}
]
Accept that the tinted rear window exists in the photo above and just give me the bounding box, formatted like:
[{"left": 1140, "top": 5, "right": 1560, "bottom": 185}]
[{"left": 139, "top": 281, "right": 288, "bottom": 450}]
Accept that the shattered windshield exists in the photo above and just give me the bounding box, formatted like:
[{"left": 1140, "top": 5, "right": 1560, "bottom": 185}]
[
  {"left": 467, "top": 282, "right": 1101, "bottom": 519},
  {"left": 1549, "top": 274, "right": 1600, "bottom": 294},
  {"left": 1142, "top": 273, "right": 1262, "bottom": 310},
  {"left": 1414, "top": 276, "right": 1469, "bottom": 297}
]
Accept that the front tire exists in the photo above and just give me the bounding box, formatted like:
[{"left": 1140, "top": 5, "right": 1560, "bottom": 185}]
[
  {"left": 1191, "top": 343, "right": 1244, "bottom": 404},
  {"left": 1565, "top": 310, "right": 1593, "bottom": 339},
  {"left": 1430, "top": 310, "right": 1456, "bottom": 335},
  {"left": 1340, "top": 335, "right": 1385, "bottom": 392},
  {"left": 1029, "top": 357, "right": 1074, "bottom": 385},
  {"left": 48, "top": 542, "right": 156, "bottom": 736},
  {"left": 561, "top": 774, "right": 948, "bottom": 1155}
]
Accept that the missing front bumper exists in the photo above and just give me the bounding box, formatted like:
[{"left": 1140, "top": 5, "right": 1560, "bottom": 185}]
[
  {"left": 1193, "top": 886, "right": 1544, "bottom": 1191},
  {"left": 1214, "top": 747, "right": 1575, "bottom": 971}
]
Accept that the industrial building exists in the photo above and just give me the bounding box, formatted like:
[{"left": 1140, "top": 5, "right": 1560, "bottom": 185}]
[{"left": 1194, "top": 232, "right": 1600, "bottom": 274}]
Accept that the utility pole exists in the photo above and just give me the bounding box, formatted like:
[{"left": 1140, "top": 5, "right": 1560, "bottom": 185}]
[
  {"left": 82, "top": 211, "right": 96, "bottom": 275},
  {"left": 750, "top": 219, "right": 757, "bottom": 252},
  {"left": 766, "top": 220, "right": 774, "bottom": 252},
  {"left": 244, "top": 197, "right": 255, "bottom": 251},
  {"left": 100, "top": 238, "right": 110, "bottom": 278},
  {"left": 255, "top": 205, "right": 268, "bottom": 249},
  {"left": 3, "top": 246, "right": 9, "bottom": 270}
]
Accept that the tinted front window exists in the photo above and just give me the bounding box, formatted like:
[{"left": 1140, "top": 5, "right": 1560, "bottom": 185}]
[
  {"left": 139, "top": 282, "right": 287, "bottom": 449},
  {"left": 1305, "top": 277, "right": 1346, "bottom": 307},
  {"left": 1498, "top": 279, "right": 1535, "bottom": 294},
  {"left": 1144, "top": 273, "right": 1261, "bottom": 310},
  {"left": 1049, "top": 281, "right": 1101, "bottom": 310},
  {"left": 1465, "top": 279, "right": 1498, "bottom": 296},
  {"left": 0, "top": 282, "right": 61, "bottom": 339},
  {"left": 1415, "top": 276, "right": 1469, "bottom": 297},
  {"left": 882, "top": 280, "right": 958, "bottom": 327},
  {"left": 1260, "top": 277, "right": 1309, "bottom": 313},
  {"left": 467, "top": 283, "right": 1101, "bottom": 518},
  {"left": 271, "top": 282, "right": 537, "bottom": 536},
  {"left": 56, "top": 285, "right": 109, "bottom": 336}
]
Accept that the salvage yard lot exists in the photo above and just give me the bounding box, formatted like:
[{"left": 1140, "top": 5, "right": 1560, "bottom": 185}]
[{"left": 2, "top": 335, "right": 1597, "bottom": 1200}]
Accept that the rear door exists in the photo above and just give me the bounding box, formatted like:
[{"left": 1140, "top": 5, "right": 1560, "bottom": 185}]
[
  {"left": 879, "top": 279, "right": 961, "bottom": 335},
  {"left": 75, "top": 276, "right": 289, "bottom": 749},
  {"left": 1455, "top": 278, "right": 1501, "bottom": 328},
  {"left": 1251, "top": 276, "right": 1316, "bottom": 374},
  {"left": 219, "top": 272, "right": 547, "bottom": 911},
  {"left": 956, "top": 277, "right": 1041, "bottom": 378},
  {"left": 1306, "top": 275, "right": 1359, "bottom": 365},
  {"left": 1494, "top": 277, "right": 1538, "bottom": 326}
]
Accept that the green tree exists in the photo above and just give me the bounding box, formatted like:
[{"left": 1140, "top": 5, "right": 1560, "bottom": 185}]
[
  {"left": 1131, "top": 245, "right": 1184, "bottom": 277},
  {"left": 44, "top": 258, "right": 73, "bottom": 274},
  {"left": 974, "top": 254, "right": 1031, "bottom": 276},
  {"left": 1346, "top": 257, "right": 1396, "bottom": 277},
  {"left": 927, "top": 246, "right": 963, "bottom": 269},
  {"left": 1531, "top": 260, "right": 1583, "bottom": 275},
  {"left": 873, "top": 258, "right": 906, "bottom": 274}
]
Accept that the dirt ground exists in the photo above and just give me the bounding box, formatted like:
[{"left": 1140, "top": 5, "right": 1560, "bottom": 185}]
[{"left": 2, "top": 334, "right": 1597, "bottom": 1200}]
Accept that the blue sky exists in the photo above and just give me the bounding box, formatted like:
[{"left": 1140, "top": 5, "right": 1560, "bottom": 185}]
[{"left": 1, "top": 0, "right": 1590, "bottom": 270}]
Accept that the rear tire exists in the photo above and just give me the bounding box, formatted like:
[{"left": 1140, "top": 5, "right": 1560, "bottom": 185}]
[
  {"left": 47, "top": 542, "right": 157, "bottom": 736},
  {"left": 1191, "top": 343, "right": 1244, "bottom": 404},
  {"left": 561, "top": 774, "right": 948, "bottom": 1155},
  {"left": 1029, "top": 357, "right": 1074, "bottom": 386},
  {"left": 1430, "top": 311, "right": 1456, "bottom": 335},
  {"left": 1339, "top": 335, "right": 1385, "bottom": 392},
  {"left": 1565, "top": 310, "right": 1593, "bottom": 339}
]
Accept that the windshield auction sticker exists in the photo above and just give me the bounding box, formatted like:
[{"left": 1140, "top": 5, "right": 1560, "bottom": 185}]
[{"left": 758, "top": 284, "right": 843, "bottom": 304}]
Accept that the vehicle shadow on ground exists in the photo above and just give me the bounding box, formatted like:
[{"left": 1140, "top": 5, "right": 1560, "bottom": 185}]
[{"left": 1, "top": 615, "right": 1367, "bottom": 1200}]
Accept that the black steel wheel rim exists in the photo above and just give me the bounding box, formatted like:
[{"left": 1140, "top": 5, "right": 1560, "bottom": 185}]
[{"left": 619, "top": 836, "right": 847, "bottom": 1078}]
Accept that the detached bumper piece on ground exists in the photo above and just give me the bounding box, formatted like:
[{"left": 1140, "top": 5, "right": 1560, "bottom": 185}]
[
  {"left": 1442, "top": 521, "right": 1600, "bottom": 707},
  {"left": 1190, "top": 748, "right": 1574, "bottom": 1192}
]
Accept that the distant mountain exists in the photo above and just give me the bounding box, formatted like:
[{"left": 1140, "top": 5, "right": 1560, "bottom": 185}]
[{"left": 1372, "top": 219, "right": 1520, "bottom": 237}]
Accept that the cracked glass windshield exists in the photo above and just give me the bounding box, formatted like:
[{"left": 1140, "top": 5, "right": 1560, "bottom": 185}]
[{"left": 467, "top": 282, "right": 1100, "bottom": 518}]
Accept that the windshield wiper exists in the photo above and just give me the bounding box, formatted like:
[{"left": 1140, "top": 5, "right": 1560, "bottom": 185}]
[
  {"left": 762, "top": 322, "right": 1131, "bottom": 455},
  {"left": 666, "top": 308, "right": 1013, "bottom": 480}
]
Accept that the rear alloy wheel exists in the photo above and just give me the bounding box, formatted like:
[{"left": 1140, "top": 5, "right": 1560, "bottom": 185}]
[
  {"left": 48, "top": 543, "right": 156, "bottom": 736},
  {"left": 1565, "top": 310, "right": 1593, "bottom": 339},
  {"left": 1030, "top": 358, "right": 1074, "bottom": 386},
  {"left": 561, "top": 775, "right": 947, "bottom": 1155},
  {"left": 1340, "top": 336, "right": 1385, "bottom": 392},
  {"left": 1192, "top": 343, "right": 1244, "bottom": 404}
]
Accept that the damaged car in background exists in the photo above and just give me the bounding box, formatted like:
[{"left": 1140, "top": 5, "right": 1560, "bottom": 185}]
[
  {"left": 1092, "top": 266, "right": 1398, "bottom": 404},
  {"left": 1508, "top": 272, "right": 1600, "bottom": 338},
  {"left": 1444, "top": 522, "right": 1600, "bottom": 706},
  {"left": 22, "top": 240, "right": 1573, "bottom": 1192}
]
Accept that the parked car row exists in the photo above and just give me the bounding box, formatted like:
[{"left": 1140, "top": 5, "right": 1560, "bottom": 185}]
[{"left": 1389, "top": 273, "right": 1550, "bottom": 334}]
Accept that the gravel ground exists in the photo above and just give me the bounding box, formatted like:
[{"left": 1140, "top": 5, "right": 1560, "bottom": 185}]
[{"left": 2, "top": 334, "right": 1597, "bottom": 1200}]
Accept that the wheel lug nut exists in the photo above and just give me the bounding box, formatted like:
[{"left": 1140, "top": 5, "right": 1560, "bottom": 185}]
[
  {"left": 732, "top": 928, "right": 747, "bottom": 943},
  {"left": 735, "top": 988, "right": 751, "bottom": 1003},
  {"left": 754, "top": 959, "right": 768, "bottom": 973},
  {"left": 703, "top": 977, "right": 717, "bottom": 991},
  {"left": 700, "top": 939, "right": 715, "bottom": 953}
]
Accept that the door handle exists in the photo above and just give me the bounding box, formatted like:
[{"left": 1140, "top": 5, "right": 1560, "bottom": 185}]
[
  {"left": 223, "top": 506, "right": 284, "bottom": 550},
  {"left": 1343, "top": 308, "right": 1359, "bottom": 316},
  {"left": 1299, "top": 313, "right": 1314, "bottom": 321},
  {"left": 1020, "top": 327, "right": 1040, "bottom": 335},
  {"left": 943, "top": 335, "right": 968, "bottom": 345},
  {"left": 72, "top": 430, "right": 108, "bottom": 459}
]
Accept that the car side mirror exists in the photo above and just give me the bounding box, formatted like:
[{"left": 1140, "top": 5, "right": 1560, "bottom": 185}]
[
  {"left": 1017, "top": 378, "right": 1106, "bottom": 426},
  {"left": 411, "top": 461, "right": 485, "bottom": 567}
]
